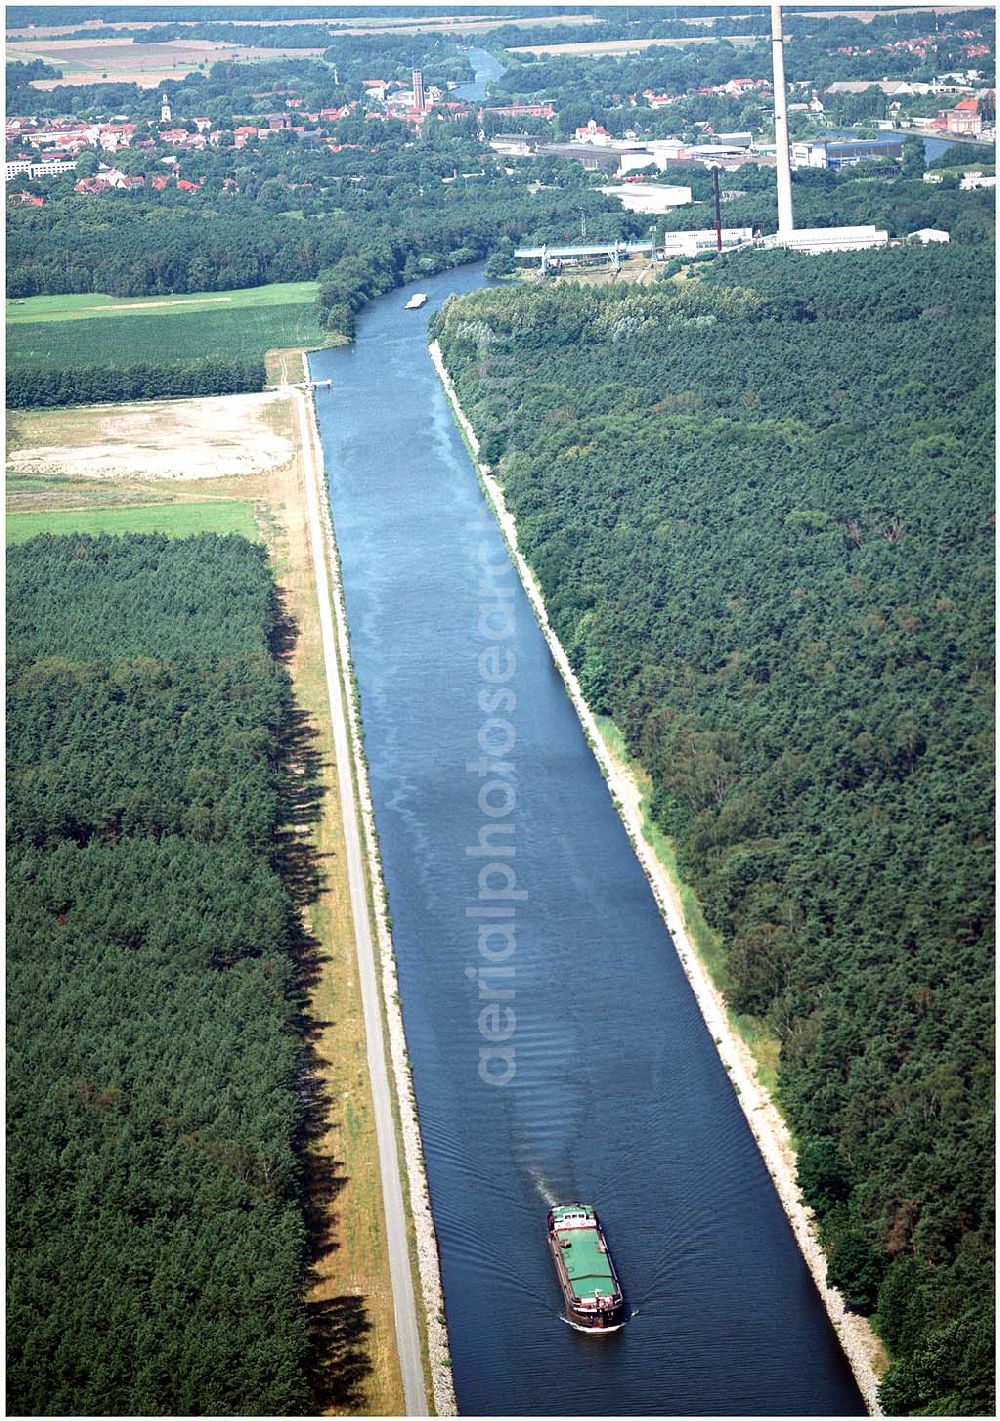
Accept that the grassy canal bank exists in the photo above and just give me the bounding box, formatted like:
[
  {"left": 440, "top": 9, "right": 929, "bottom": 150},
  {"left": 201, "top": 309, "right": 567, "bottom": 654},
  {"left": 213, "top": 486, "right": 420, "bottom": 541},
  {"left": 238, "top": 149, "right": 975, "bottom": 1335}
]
[{"left": 5, "top": 361, "right": 423, "bottom": 1415}]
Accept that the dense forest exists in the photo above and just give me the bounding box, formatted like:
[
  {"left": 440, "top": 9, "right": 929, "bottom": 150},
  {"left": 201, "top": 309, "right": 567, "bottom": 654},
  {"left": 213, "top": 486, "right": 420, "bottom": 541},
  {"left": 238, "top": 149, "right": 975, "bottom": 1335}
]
[
  {"left": 6, "top": 146, "right": 631, "bottom": 302},
  {"left": 433, "top": 243, "right": 994, "bottom": 1416},
  {"left": 6, "top": 356, "right": 264, "bottom": 408},
  {"left": 7, "top": 535, "right": 322, "bottom": 1414}
]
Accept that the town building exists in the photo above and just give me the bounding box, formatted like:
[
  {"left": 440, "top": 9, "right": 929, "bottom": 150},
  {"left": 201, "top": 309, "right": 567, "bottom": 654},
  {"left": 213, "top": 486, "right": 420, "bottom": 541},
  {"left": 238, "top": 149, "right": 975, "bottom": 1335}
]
[
  {"left": 937, "top": 98, "right": 983, "bottom": 137},
  {"left": 574, "top": 119, "right": 613, "bottom": 145},
  {"left": 909, "top": 228, "right": 950, "bottom": 243},
  {"left": 29, "top": 157, "right": 77, "bottom": 177},
  {"left": 5, "top": 157, "right": 76, "bottom": 181}
]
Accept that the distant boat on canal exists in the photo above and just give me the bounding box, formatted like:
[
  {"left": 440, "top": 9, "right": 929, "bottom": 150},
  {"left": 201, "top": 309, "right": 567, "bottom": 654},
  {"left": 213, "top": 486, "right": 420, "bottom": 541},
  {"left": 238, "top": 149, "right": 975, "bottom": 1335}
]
[{"left": 405, "top": 292, "right": 429, "bottom": 309}]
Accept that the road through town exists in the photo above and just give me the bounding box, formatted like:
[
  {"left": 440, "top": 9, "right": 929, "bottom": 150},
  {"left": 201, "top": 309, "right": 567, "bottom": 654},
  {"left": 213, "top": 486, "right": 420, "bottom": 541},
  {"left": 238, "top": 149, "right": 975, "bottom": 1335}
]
[{"left": 291, "top": 378, "right": 426, "bottom": 1417}]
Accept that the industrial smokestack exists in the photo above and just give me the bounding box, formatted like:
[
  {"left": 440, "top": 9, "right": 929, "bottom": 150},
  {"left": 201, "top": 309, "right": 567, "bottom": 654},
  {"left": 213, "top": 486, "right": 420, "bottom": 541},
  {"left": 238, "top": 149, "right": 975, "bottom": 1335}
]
[
  {"left": 712, "top": 166, "right": 723, "bottom": 251},
  {"left": 770, "top": 3, "right": 794, "bottom": 236}
]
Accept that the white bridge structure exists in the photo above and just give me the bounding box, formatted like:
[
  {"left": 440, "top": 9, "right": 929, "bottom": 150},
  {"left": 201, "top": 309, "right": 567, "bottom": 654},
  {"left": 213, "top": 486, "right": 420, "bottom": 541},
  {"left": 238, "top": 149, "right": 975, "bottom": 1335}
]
[
  {"left": 515, "top": 229, "right": 754, "bottom": 271},
  {"left": 514, "top": 240, "right": 656, "bottom": 272}
]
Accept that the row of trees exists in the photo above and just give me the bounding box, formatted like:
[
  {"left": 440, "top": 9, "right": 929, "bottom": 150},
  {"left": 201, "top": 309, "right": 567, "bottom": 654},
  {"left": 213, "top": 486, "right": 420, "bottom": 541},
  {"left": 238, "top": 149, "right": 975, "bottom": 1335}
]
[
  {"left": 7, "top": 535, "right": 322, "bottom": 1414},
  {"left": 6, "top": 356, "right": 264, "bottom": 407},
  {"left": 433, "top": 239, "right": 994, "bottom": 1415}
]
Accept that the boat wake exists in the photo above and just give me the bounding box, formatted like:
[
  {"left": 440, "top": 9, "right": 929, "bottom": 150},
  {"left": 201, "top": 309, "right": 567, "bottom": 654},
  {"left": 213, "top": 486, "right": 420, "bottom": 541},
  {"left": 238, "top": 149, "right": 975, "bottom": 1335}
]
[{"left": 526, "top": 1163, "right": 559, "bottom": 1209}]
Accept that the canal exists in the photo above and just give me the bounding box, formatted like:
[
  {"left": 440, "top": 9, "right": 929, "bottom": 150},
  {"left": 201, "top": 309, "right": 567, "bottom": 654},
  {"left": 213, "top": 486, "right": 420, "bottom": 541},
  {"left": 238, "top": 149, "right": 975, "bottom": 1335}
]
[{"left": 308, "top": 261, "right": 866, "bottom": 1415}]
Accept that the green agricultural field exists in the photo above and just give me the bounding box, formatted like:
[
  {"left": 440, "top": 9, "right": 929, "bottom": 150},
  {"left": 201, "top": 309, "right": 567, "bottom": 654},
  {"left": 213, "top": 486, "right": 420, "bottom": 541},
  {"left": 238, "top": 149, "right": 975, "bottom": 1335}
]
[
  {"left": 6, "top": 283, "right": 320, "bottom": 323},
  {"left": 6, "top": 282, "right": 326, "bottom": 373},
  {"left": 6, "top": 500, "right": 260, "bottom": 544}
]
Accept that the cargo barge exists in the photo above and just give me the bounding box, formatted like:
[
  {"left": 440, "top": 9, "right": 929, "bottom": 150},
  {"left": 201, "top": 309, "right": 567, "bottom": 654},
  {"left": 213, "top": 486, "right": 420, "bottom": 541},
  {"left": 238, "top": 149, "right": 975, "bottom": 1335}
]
[{"left": 547, "top": 1204, "right": 625, "bottom": 1331}]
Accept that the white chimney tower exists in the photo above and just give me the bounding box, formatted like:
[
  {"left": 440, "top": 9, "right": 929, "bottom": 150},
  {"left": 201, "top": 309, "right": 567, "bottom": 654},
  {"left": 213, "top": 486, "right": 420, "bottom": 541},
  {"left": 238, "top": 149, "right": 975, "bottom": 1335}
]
[{"left": 770, "top": 3, "right": 794, "bottom": 236}]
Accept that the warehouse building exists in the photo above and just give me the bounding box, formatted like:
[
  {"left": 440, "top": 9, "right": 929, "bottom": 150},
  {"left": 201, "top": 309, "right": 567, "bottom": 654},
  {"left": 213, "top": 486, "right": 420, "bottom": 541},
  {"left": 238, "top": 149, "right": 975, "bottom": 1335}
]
[{"left": 790, "top": 138, "right": 904, "bottom": 170}]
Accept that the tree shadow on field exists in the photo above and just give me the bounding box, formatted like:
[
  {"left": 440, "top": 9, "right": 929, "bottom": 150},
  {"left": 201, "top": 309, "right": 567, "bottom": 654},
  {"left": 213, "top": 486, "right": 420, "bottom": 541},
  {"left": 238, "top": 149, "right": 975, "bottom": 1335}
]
[
  {"left": 306, "top": 1295, "right": 375, "bottom": 1413},
  {"left": 274, "top": 703, "right": 327, "bottom": 913},
  {"left": 269, "top": 587, "right": 299, "bottom": 665},
  {"left": 271, "top": 594, "right": 377, "bottom": 1412}
]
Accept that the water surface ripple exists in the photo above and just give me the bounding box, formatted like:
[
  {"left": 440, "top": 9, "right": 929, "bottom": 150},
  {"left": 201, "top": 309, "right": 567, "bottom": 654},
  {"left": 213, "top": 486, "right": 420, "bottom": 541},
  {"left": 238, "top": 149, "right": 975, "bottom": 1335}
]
[{"left": 309, "top": 268, "right": 864, "bottom": 1417}]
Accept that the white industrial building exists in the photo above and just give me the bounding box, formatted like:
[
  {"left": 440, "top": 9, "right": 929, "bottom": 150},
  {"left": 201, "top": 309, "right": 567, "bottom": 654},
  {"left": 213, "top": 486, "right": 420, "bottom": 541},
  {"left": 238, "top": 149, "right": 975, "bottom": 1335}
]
[
  {"left": 959, "top": 170, "right": 997, "bottom": 190},
  {"left": 790, "top": 137, "right": 903, "bottom": 171},
  {"left": 662, "top": 227, "right": 754, "bottom": 255},
  {"left": 909, "top": 228, "right": 951, "bottom": 244},
  {"left": 760, "top": 224, "right": 889, "bottom": 253},
  {"left": 597, "top": 182, "right": 692, "bottom": 214}
]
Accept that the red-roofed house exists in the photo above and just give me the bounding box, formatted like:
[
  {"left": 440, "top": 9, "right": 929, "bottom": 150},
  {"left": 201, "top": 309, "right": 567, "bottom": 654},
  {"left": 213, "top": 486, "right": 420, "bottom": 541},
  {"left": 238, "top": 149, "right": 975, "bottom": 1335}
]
[
  {"left": 175, "top": 177, "right": 202, "bottom": 192},
  {"left": 150, "top": 173, "right": 171, "bottom": 190},
  {"left": 98, "top": 122, "right": 136, "bottom": 152},
  {"left": 574, "top": 119, "right": 612, "bottom": 145},
  {"left": 938, "top": 97, "right": 983, "bottom": 135},
  {"left": 8, "top": 190, "right": 44, "bottom": 206},
  {"left": 74, "top": 166, "right": 143, "bottom": 193}
]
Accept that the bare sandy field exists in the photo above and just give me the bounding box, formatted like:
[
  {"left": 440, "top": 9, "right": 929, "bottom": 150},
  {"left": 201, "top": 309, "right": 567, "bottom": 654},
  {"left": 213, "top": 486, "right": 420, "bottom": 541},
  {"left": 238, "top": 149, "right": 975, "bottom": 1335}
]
[
  {"left": 326, "top": 12, "right": 599, "bottom": 33},
  {"left": 7, "top": 12, "right": 597, "bottom": 41},
  {"left": 7, "top": 392, "right": 294, "bottom": 482},
  {"left": 10, "top": 37, "right": 325, "bottom": 87},
  {"left": 802, "top": 4, "right": 990, "bottom": 16}
]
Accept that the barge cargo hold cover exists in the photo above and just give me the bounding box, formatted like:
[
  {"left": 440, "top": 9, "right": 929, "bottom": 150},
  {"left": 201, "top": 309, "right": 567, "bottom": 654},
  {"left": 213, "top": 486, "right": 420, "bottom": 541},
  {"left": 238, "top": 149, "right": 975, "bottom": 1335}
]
[{"left": 548, "top": 1204, "right": 625, "bottom": 1332}]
